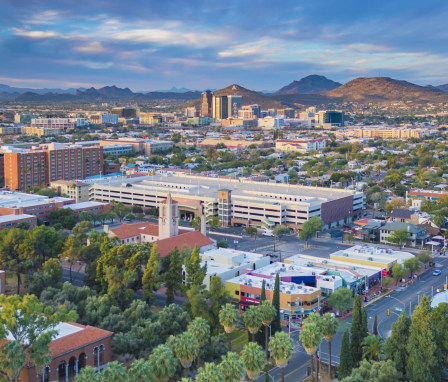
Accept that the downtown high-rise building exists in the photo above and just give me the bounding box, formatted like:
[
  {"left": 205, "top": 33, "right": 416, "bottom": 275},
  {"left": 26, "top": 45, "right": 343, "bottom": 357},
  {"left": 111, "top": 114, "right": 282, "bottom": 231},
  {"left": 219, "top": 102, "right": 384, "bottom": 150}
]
[{"left": 200, "top": 90, "right": 213, "bottom": 117}]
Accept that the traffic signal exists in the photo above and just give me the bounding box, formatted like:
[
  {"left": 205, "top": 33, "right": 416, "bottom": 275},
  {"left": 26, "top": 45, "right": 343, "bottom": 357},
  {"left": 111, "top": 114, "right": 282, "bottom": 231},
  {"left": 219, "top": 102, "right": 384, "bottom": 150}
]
[{"left": 387, "top": 308, "right": 390, "bottom": 316}]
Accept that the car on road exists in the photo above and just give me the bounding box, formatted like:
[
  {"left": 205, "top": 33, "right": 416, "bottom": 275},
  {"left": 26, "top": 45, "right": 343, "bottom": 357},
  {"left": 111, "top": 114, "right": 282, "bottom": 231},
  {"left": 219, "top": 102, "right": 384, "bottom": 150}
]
[
  {"left": 433, "top": 270, "right": 442, "bottom": 276},
  {"left": 262, "top": 229, "right": 274, "bottom": 237}
]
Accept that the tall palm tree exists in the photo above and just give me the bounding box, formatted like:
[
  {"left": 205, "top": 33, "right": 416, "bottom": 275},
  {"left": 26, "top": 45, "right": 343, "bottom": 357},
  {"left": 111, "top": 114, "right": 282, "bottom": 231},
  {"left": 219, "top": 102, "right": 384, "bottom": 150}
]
[
  {"left": 303, "top": 313, "right": 323, "bottom": 380},
  {"left": 299, "top": 322, "right": 322, "bottom": 382},
  {"left": 243, "top": 305, "right": 263, "bottom": 342},
  {"left": 218, "top": 352, "right": 245, "bottom": 382},
  {"left": 148, "top": 344, "right": 178, "bottom": 382},
  {"left": 270, "top": 332, "right": 293, "bottom": 382},
  {"left": 128, "top": 359, "right": 154, "bottom": 382},
  {"left": 219, "top": 303, "right": 239, "bottom": 351},
  {"left": 240, "top": 342, "right": 265, "bottom": 382},
  {"left": 195, "top": 362, "right": 225, "bottom": 382},
  {"left": 102, "top": 361, "right": 127, "bottom": 382},
  {"left": 321, "top": 313, "right": 338, "bottom": 378},
  {"left": 187, "top": 317, "right": 210, "bottom": 367},
  {"left": 362, "top": 335, "right": 384, "bottom": 361},
  {"left": 174, "top": 332, "right": 199, "bottom": 378},
  {"left": 258, "top": 300, "right": 276, "bottom": 359}
]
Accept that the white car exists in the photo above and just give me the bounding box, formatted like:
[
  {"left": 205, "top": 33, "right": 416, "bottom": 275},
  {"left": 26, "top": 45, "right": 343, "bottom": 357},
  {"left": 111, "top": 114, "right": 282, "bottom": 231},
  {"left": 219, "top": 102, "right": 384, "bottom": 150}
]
[{"left": 262, "top": 230, "right": 274, "bottom": 237}]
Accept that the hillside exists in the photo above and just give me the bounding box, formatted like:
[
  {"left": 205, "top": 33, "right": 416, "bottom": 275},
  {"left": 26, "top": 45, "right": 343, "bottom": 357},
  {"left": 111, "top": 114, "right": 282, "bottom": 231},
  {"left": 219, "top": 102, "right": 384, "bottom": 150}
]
[
  {"left": 323, "top": 77, "right": 448, "bottom": 103},
  {"left": 275, "top": 75, "right": 342, "bottom": 95},
  {"left": 189, "top": 84, "right": 284, "bottom": 109}
]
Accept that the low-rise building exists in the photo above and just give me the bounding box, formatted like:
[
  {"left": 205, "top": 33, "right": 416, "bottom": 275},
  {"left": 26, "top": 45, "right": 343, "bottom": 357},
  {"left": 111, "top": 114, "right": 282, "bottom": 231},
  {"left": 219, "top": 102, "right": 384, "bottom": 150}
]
[
  {"left": 50, "top": 180, "right": 90, "bottom": 202},
  {"left": 102, "top": 144, "right": 133, "bottom": 158},
  {"left": 275, "top": 139, "right": 326, "bottom": 153},
  {"left": 0, "top": 214, "right": 37, "bottom": 231},
  {"left": 100, "top": 139, "right": 173, "bottom": 155},
  {"left": 379, "top": 222, "right": 429, "bottom": 247},
  {"left": 63, "top": 201, "right": 110, "bottom": 216}
]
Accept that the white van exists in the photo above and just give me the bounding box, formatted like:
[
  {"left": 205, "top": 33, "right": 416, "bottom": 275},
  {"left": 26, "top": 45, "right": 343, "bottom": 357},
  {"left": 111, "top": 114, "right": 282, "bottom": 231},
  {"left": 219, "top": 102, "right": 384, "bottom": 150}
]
[{"left": 262, "top": 229, "right": 274, "bottom": 237}]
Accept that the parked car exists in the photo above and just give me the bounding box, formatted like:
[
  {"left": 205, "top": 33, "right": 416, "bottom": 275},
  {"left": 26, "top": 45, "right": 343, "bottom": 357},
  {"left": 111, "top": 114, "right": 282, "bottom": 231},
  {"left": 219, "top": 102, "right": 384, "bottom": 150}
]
[{"left": 433, "top": 270, "right": 442, "bottom": 276}]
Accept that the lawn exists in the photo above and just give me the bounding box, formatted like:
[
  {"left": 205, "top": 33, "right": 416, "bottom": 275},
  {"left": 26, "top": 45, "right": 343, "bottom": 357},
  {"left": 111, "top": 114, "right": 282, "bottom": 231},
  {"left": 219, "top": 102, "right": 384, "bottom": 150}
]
[{"left": 231, "top": 328, "right": 248, "bottom": 353}]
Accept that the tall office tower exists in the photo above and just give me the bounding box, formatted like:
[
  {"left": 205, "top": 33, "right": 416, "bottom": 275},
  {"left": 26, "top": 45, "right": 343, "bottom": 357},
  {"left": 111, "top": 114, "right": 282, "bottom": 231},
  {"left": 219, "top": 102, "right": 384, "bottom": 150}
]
[
  {"left": 227, "top": 95, "right": 242, "bottom": 117},
  {"left": 212, "top": 95, "right": 229, "bottom": 120},
  {"left": 111, "top": 107, "right": 137, "bottom": 119},
  {"left": 201, "top": 90, "right": 213, "bottom": 117}
]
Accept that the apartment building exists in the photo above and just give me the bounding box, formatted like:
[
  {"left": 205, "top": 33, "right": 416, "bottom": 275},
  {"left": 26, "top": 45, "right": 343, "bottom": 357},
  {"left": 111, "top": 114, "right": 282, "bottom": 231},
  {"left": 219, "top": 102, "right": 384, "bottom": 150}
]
[
  {"left": 90, "top": 174, "right": 365, "bottom": 230},
  {"left": 100, "top": 138, "right": 173, "bottom": 155},
  {"left": 30, "top": 118, "right": 76, "bottom": 129},
  {"left": 4, "top": 143, "right": 103, "bottom": 190},
  {"left": 50, "top": 180, "right": 90, "bottom": 202},
  {"left": 89, "top": 114, "right": 119, "bottom": 124},
  {"left": 21, "top": 126, "right": 65, "bottom": 137},
  {"left": 352, "top": 127, "right": 436, "bottom": 139},
  {"left": 276, "top": 139, "right": 326, "bottom": 153}
]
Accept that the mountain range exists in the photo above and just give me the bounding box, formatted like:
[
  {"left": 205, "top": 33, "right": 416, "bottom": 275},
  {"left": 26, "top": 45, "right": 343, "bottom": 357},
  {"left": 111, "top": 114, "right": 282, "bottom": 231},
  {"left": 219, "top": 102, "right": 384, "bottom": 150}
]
[
  {"left": 274, "top": 75, "right": 342, "bottom": 95},
  {"left": 2, "top": 75, "right": 448, "bottom": 105}
]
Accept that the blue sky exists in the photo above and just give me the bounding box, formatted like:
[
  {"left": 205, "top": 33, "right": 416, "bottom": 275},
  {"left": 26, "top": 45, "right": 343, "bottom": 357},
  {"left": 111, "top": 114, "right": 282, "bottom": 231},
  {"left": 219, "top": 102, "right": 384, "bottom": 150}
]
[{"left": 1, "top": 0, "right": 447, "bottom": 91}]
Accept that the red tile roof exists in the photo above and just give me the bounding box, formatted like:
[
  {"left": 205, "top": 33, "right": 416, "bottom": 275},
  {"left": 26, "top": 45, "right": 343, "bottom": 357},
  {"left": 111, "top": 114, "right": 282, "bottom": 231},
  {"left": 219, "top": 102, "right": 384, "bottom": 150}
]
[
  {"left": 156, "top": 230, "right": 214, "bottom": 257},
  {"left": 50, "top": 323, "right": 113, "bottom": 357},
  {"left": 109, "top": 222, "right": 159, "bottom": 239}
]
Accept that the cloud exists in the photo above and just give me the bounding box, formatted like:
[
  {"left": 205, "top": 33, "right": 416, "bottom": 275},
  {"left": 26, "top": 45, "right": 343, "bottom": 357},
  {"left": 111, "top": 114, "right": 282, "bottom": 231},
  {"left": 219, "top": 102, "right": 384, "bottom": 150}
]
[
  {"left": 11, "top": 28, "right": 61, "bottom": 39},
  {"left": 76, "top": 41, "right": 108, "bottom": 54}
]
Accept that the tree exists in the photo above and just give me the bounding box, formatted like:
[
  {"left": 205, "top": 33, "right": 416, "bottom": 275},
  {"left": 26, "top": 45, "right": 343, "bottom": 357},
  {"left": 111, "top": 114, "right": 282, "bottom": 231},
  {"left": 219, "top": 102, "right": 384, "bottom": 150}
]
[
  {"left": 29, "top": 258, "right": 63, "bottom": 297},
  {"left": 384, "top": 198, "right": 406, "bottom": 214},
  {"left": 361, "top": 307, "right": 368, "bottom": 339},
  {"left": 72, "top": 221, "right": 93, "bottom": 243},
  {"left": 299, "top": 222, "right": 315, "bottom": 246},
  {"left": 246, "top": 226, "right": 258, "bottom": 250},
  {"left": 271, "top": 273, "right": 281, "bottom": 335},
  {"left": 361, "top": 335, "right": 384, "bottom": 361},
  {"left": 350, "top": 294, "right": 362, "bottom": 366},
  {"left": 273, "top": 225, "right": 290, "bottom": 241},
  {"left": 142, "top": 243, "right": 160, "bottom": 302},
  {"left": 258, "top": 300, "right": 276, "bottom": 359},
  {"left": 102, "top": 361, "right": 127, "bottom": 382},
  {"left": 321, "top": 313, "right": 338, "bottom": 378},
  {"left": 243, "top": 305, "right": 263, "bottom": 342},
  {"left": 338, "top": 329, "right": 353, "bottom": 380},
  {"left": 240, "top": 342, "right": 265, "bottom": 382},
  {"left": 190, "top": 216, "right": 202, "bottom": 230},
  {"left": 112, "top": 202, "right": 130, "bottom": 222},
  {"left": 308, "top": 216, "right": 323, "bottom": 247},
  {"left": 387, "top": 229, "right": 409, "bottom": 248},
  {"left": 340, "top": 359, "right": 400, "bottom": 382},
  {"left": 196, "top": 362, "right": 224, "bottom": 382},
  {"left": 256, "top": 280, "right": 267, "bottom": 348},
  {"left": 188, "top": 317, "right": 210, "bottom": 367},
  {"left": 219, "top": 304, "right": 239, "bottom": 351},
  {"left": 403, "top": 257, "right": 420, "bottom": 277},
  {"left": 270, "top": 332, "right": 293, "bottom": 382},
  {"left": 0, "top": 294, "right": 77, "bottom": 382},
  {"left": 174, "top": 332, "right": 199, "bottom": 378},
  {"left": 60, "top": 235, "right": 82, "bottom": 283},
  {"left": 21, "top": 225, "right": 62, "bottom": 268},
  {"left": 372, "top": 313, "right": 378, "bottom": 336},
  {"left": 406, "top": 295, "right": 440, "bottom": 382},
  {"left": 208, "top": 276, "right": 231, "bottom": 333},
  {"left": 165, "top": 248, "right": 183, "bottom": 305},
  {"left": 148, "top": 344, "right": 178, "bottom": 382},
  {"left": 128, "top": 359, "right": 154, "bottom": 382},
  {"left": 391, "top": 263, "right": 405, "bottom": 286},
  {"left": 328, "top": 288, "right": 353, "bottom": 314},
  {"left": 184, "top": 245, "right": 206, "bottom": 289},
  {"left": 299, "top": 322, "right": 322, "bottom": 382},
  {"left": 0, "top": 228, "right": 30, "bottom": 294},
  {"left": 75, "top": 367, "right": 101, "bottom": 382},
  {"left": 218, "top": 352, "right": 244, "bottom": 382},
  {"left": 207, "top": 216, "right": 220, "bottom": 229},
  {"left": 432, "top": 303, "right": 448, "bottom": 365}
]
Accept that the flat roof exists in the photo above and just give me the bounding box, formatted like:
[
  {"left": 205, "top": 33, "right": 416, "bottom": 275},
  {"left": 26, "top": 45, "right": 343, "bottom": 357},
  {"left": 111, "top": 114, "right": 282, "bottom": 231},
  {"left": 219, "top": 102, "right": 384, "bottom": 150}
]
[
  {"left": 252, "top": 262, "right": 327, "bottom": 278},
  {"left": 227, "top": 274, "right": 320, "bottom": 295},
  {"left": 333, "top": 245, "right": 414, "bottom": 265},
  {"left": 0, "top": 214, "right": 35, "bottom": 223},
  {"left": 92, "top": 174, "right": 361, "bottom": 205},
  {"left": 0, "top": 191, "right": 73, "bottom": 208},
  {"left": 64, "top": 201, "right": 108, "bottom": 210}
]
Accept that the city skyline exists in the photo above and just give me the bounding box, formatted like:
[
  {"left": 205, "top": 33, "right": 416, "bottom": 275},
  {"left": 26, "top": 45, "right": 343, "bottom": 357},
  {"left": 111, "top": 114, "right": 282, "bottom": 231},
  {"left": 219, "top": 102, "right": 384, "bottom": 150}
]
[{"left": 1, "top": 0, "right": 448, "bottom": 91}]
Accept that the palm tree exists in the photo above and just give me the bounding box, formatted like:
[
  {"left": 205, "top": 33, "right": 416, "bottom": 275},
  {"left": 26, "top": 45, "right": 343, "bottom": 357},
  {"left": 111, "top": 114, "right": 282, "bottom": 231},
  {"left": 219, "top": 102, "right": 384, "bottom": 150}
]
[
  {"left": 362, "top": 335, "right": 384, "bottom": 361},
  {"left": 321, "top": 313, "right": 338, "bottom": 378},
  {"left": 187, "top": 317, "right": 210, "bottom": 367},
  {"left": 128, "top": 359, "right": 154, "bottom": 382},
  {"left": 258, "top": 300, "right": 276, "bottom": 359},
  {"left": 240, "top": 342, "right": 265, "bottom": 382},
  {"left": 195, "top": 362, "right": 225, "bottom": 382},
  {"left": 243, "top": 305, "right": 263, "bottom": 342},
  {"left": 102, "top": 361, "right": 127, "bottom": 382},
  {"left": 75, "top": 367, "right": 100, "bottom": 382},
  {"left": 219, "top": 303, "right": 239, "bottom": 351},
  {"left": 148, "top": 344, "right": 178, "bottom": 382},
  {"left": 299, "top": 322, "right": 322, "bottom": 382},
  {"left": 218, "top": 352, "right": 245, "bottom": 382},
  {"left": 270, "top": 332, "right": 293, "bottom": 382},
  {"left": 174, "top": 332, "right": 199, "bottom": 378},
  {"left": 303, "top": 313, "right": 323, "bottom": 380}
]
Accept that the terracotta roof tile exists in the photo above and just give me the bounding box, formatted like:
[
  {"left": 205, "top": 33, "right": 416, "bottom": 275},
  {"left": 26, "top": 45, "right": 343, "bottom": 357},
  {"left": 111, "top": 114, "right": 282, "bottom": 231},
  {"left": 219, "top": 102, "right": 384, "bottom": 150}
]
[
  {"left": 156, "top": 231, "right": 214, "bottom": 257},
  {"left": 50, "top": 323, "right": 113, "bottom": 357},
  {"left": 109, "top": 222, "right": 159, "bottom": 239}
]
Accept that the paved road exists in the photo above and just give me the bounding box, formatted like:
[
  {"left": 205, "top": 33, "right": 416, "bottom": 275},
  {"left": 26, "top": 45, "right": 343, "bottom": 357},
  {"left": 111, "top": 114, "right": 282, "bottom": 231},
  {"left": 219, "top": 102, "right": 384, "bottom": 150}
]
[{"left": 257, "top": 255, "right": 448, "bottom": 382}]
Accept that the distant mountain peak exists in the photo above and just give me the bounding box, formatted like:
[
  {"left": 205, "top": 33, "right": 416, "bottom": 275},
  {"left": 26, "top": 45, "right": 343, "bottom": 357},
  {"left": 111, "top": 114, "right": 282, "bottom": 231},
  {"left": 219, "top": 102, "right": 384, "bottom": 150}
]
[{"left": 275, "top": 75, "right": 342, "bottom": 95}]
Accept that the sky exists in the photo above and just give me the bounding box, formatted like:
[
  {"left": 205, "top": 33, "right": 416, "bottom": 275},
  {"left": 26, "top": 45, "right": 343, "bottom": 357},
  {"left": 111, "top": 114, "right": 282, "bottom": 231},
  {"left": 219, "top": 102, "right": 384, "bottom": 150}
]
[{"left": 1, "top": 0, "right": 448, "bottom": 91}]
